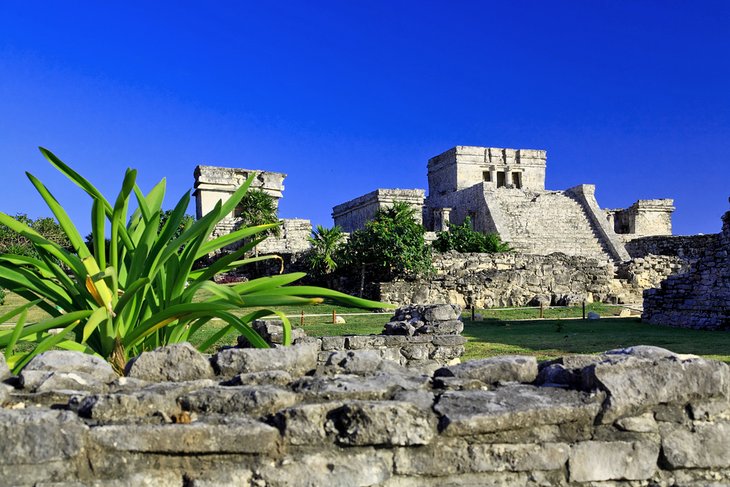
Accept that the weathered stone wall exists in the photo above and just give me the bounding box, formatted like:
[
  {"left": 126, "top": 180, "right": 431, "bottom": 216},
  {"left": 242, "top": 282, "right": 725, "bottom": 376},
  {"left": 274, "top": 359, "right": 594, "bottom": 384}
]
[
  {"left": 378, "top": 251, "right": 691, "bottom": 307},
  {"left": 643, "top": 209, "right": 730, "bottom": 329},
  {"left": 2, "top": 344, "right": 729, "bottom": 486},
  {"left": 379, "top": 251, "right": 617, "bottom": 308},
  {"left": 331, "top": 188, "right": 425, "bottom": 232},
  {"left": 625, "top": 233, "right": 718, "bottom": 259},
  {"left": 606, "top": 199, "right": 675, "bottom": 238}
]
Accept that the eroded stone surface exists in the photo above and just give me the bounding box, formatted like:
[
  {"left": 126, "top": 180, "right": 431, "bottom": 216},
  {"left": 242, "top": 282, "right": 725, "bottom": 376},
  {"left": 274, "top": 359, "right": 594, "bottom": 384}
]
[
  {"left": 435, "top": 355, "right": 538, "bottom": 384},
  {"left": 21, "top": 350, "right": 117, "bottom": 392},
  {"left": 213, "top": 342, "right": 318, "bottom": 377},
  {"left": 569, "top": 440, "right": 659, "bottom": 482},
  {"left": 178, "top": 385, "right": 298, "bottom": 416},
  {"left": 330, "top": 401, "right": 437, "bottom": 446},
  {"left": 660, "top": 422, "right": 730, "bottom": 469},
  {"left": 435, "top": 384, "right": 604, "bottom": 435},
  {"left": 125, "top": 343, "right": 214, "bottom": 382}
]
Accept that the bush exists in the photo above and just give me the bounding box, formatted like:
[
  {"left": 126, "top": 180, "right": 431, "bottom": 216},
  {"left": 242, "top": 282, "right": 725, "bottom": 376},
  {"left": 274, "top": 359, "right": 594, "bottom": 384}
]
[
  {"left": 0, "top": 213, "right": 70, "bottom": 259},
  {"left": 307, "top": 225, "right": 345, "bottom": 279},
  {"left": 433, "top": 216, "right": 511, "bottom": 253},
  {"left": 0, "top": 148, "right": 387, "bottom": 373},
  {"left": 342, "top": 202, "right": 432, "bottom": 283},
  {"left": 0, "top": 287, "right": 5, "bottom": 306}
]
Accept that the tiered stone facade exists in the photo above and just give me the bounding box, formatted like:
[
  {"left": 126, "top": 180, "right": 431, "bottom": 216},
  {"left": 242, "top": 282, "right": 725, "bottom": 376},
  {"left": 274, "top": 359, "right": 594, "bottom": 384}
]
[
  {"left": 642, "top": 207, "right": 730, "bottom": 329},
  {"left": 1, "top": 343, "right": 729, "bottom": 485}
]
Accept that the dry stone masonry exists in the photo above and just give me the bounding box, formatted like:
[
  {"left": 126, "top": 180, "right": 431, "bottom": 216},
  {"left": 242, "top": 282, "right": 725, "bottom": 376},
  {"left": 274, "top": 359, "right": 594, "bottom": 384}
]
[
  {"left": 643, "top": 206, "right": 730, "bottom": 329},
  {"left": 1, "top": 341, "right": 729, "bottom": 485}
]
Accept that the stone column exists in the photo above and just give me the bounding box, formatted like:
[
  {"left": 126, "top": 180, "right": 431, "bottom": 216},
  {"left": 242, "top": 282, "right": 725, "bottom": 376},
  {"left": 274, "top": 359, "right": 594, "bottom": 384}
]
[
  {"left": 503, "top": 166, "right": 513, "bottom": 188},
  {"left": 434, "top": 208, "right": 452, "bottom": 232}
]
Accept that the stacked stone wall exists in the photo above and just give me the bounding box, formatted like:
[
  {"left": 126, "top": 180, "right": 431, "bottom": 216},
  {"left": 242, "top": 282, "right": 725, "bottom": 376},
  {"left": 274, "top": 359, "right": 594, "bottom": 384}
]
[
  {"left": 643, "top": 210, "right": 730, "bottom": 329},
  {"left": 1, "top": 344, "right": 729, "bottom": 485},
  {"left": 379, "top": 252, "right": 616, "bottom": 308},
  {"left": 625, "top": 233, "right": 718, "bottom": 259}
]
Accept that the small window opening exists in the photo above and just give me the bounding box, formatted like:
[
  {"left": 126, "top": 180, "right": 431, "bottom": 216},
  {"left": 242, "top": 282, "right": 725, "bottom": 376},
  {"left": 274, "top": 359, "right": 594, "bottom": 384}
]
[{"left": 483, "top": 171, "right": 491, "bottom": 182}]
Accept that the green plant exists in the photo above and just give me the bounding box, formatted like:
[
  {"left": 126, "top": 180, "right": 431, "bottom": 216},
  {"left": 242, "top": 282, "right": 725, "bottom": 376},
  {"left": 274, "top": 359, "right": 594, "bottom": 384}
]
[
  {"left": 0, "top": 213, "right": 71, "bottom": 259},
  {"left": 0, "top": 148, "right": 387, "bottom": 373},
  {"left": 307, "top": 225, "right": 345, "bottom": 277},
  {"left": 433, "top": 216, "right": 511, "bottom": 253},
  {"left": 343, "top": 202, "right": 432, "bottom": 283},
  {"left": 0, "top": 287, "right": 5, "bottom": 306},
  {"left": 235, "top": 188, "right": 280, "bottom": 237}
]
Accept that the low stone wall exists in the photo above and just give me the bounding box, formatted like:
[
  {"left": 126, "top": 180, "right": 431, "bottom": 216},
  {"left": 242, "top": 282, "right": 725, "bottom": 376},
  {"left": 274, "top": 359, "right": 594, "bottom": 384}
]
[
  {"left": 625, "top": 233, "right": 718, "bottom": 259},
  {"left": 643, "top": 210, "right": 730, "bottom": 329},
  {"left": 613, "top": 255, "right": 690, "bottom": 304},
  {"left": 1, "top": 344, "right": 729, "bottom": 486},
  {"left": 379, "top": 251, "right": 617, "bottom": 308}
]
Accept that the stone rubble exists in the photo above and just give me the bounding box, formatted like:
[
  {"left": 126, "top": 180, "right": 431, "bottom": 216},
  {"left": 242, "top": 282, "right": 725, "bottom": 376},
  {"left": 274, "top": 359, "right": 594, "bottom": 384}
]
[{"left": 0, "top": 337, "right": 728, "bottom": 486}]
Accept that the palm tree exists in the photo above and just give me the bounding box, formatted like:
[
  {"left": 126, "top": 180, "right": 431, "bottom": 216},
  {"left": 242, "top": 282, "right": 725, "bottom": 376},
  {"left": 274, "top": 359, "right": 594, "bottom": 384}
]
[
  {"left": 308, "top": 225, "right": 345, "bottom": 277},
  {"left": 234, "top": 189, "right": 280, "bottom": 237}
]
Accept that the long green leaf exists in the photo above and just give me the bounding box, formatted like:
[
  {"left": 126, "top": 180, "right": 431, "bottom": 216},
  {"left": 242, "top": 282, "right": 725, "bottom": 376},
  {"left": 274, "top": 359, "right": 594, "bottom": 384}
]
[{"left": 26, "top": 172, "right": 90, "bottom": 259}]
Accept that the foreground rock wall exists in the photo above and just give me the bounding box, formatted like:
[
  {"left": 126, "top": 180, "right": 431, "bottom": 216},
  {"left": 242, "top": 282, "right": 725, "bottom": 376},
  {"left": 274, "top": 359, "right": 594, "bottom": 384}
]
[
  {"left": 1, "top": 344, "right": 729, "bottom": 486},
  {"left": 643, "top": 209, "right": 730, "bottom": 329}
]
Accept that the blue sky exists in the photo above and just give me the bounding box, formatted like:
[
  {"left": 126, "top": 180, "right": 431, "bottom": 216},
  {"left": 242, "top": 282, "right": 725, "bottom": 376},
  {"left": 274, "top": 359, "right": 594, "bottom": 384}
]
[{"left": 1, "top": 1, "right": 728, "bottom": 236}]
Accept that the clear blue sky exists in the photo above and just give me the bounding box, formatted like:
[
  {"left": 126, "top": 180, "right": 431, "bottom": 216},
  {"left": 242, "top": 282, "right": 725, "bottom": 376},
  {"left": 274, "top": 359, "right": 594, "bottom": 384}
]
[{"left": 1, "top": 1, "right": 728, "bottom": 236}]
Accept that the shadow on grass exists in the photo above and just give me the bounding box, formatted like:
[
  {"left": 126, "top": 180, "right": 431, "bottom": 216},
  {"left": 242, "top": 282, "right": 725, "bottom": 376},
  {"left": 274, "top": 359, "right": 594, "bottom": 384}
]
[{"left": 462, "top": 317, "right": 730, "bottom": 362}]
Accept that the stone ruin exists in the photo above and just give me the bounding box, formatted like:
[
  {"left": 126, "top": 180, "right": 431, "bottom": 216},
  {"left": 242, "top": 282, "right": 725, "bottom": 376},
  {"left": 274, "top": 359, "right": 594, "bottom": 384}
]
[
  {"left": 1, "top": 302, "right": 729, "bottom": 485},
  {"left": 643, "top": 203, "right": 730, "bottom": 329},
  {"left": 334, "top": 146, "right": 675, "bottom": 262}
]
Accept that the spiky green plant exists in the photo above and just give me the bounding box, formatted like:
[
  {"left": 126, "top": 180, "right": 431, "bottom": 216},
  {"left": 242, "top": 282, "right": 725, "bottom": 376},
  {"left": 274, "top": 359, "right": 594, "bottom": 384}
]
[{"left": 0, "top": 148, "right": 387, "bottom": 373}]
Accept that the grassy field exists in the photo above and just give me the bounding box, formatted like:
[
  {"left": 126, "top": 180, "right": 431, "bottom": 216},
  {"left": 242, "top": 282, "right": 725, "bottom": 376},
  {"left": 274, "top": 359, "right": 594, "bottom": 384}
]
[{"left": 2, "top": 291, "right": 729, "bottom": 363}]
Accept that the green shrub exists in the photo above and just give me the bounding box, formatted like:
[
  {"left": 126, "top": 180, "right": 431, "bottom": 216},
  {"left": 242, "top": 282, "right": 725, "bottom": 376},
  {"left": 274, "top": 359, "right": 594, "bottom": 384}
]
[
  {"left": 0, "top": 148, "right": 386, "bottom": 373},
  {"left": 433, "top": 217, "right": 511, "bottom": 253},
  {"left": 342, "top": 202, "right": 432, "bottom": 282},
  {"left": 307, "top": 225, "right": 345, "bottom": 278},
  {"left": 0, "top": 287, "right": 5, "bottom": 306},
  {"left": 0, "top": 213, "right": 70, "bottom": 259}
]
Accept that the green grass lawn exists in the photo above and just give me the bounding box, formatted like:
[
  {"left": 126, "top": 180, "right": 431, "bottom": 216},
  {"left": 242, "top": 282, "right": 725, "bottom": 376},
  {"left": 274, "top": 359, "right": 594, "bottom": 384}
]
[{"left": 2, "top": 291, "right": 729, "bottom": 363}]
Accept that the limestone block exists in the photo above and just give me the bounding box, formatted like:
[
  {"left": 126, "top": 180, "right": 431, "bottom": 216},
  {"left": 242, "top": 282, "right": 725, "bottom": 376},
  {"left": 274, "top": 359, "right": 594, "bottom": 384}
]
[
  {"left": 212, "top": 342, "right": 318, "bottom": 377},
  {"left": 257, "top": 449, "right": 393, "bottom": 487},
  {"left": 271, "top": 401, "right": 344, "bottom": 445},
  {"left": 318, "top": 349, "right": 385, "bottom": 375},
  {"left": 222, "top": 369, "right": 293, "bottom": 386},
  {"left": 469, "top": 442, "right": 569, "bottom": 472},
  {"left": 292, "top": 370, "right": 429, "bottom": 402},
  {"left": 125, "top": 343, "right": 214, "bottom": 382},
  {"left": 330, "top": 401, "right": 437, "bottom": 446},
  {"left": 434, "top": 355, "right": 538, "bottom": 384},
  {"left": 568, "top": 440, "right": 659, "bottom": 481},
  {"left": 660, "top": 422, "right": 730, "bottom": 469},
  {"left": 21, "top": 350, "right": 118, "bottom": 392},
  {"left": 435, "top": 385, "right": 604, "bottom": 435},
  {"left": 393, "top": 438, "right": 471, "bottom": 476},
  {"left": 90, "top": 420, "right": 279, "bottom": 454},
  {"left": 581, "top": 350, "right": 730, "bottom": 423},
  {"left": 615, "top": 412, "right": 658, "bottom": 433},
  {"left": 0, "top": 409, "right": 87, "bottom": 465},
  {"left": 74, "top": 379, "right": 216, "bottom": 422},
  {"left": 177, "top": 385, "right": 298, "bottom": 416}
]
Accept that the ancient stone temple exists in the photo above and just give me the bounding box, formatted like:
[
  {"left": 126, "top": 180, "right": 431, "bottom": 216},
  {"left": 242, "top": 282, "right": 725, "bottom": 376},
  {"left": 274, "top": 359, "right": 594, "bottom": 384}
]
[
  {"left": 333, "top": 146, "right": 675, "bottom": 262},
  {"left": 193, "top": 165, "right": 312, "bottom": 254},
  {"left": 642, "top": 202, "right": 730, "bottom": 329}
]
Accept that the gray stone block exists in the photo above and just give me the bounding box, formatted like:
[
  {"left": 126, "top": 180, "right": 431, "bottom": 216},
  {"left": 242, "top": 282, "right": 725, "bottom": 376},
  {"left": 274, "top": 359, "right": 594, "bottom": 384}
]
[
  {"left": 660, "top": 422, "right": 730, "bottom": 468},
  {"left": 20, "top": 350, "right": 117, "bottom": 392},
  {"left": 320, "top": 349, "right": 384, "bottom": 375},
  {"left": 213, "top": 342, "right": 318, "bottom": 377},
  {"left": 568, "top": 440, "right": 659, "bottom": 482},
  {"left": 434, "top": 355, "right": 538, "bottom": 384},
  {"left": 178, "top": 385, "right": 298, "bottom": 416},
  {"left": 125, "top": 343, "right": 214, "bottom": 382},
  {"left": 0, "top": 353, "right": 10, "bottom": 382},
  {"left": 90, "top": 419, "right": 279, "bottom": 453},
  {"left": 470, "top": 442, "right": 569, "bottom": 472},
  {"left": 435, "top": 384, "right": 604, "bottom": 435},
  {"left": 271, "top": 401, "right": 344, "bottom": 445},
  {"left": 330, "top": 401, "right": 437, "bottom": 446},
  {"left": 581, "top": 352, "right": 730, "bottom": 423}
]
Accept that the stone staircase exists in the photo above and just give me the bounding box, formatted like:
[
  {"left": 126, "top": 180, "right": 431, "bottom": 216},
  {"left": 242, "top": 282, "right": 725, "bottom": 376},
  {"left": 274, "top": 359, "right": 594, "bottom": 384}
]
[{"left": 489, "top": 189, "right": 613, "bottom": 261}]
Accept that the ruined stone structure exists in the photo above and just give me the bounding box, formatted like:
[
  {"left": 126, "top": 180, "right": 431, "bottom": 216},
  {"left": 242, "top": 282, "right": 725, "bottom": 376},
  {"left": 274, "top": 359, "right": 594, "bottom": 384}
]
[
  {"left": 333, "top": 146, "right": 675, "bottom": 262},
  {"left": 643, "top": 204, "right": 730, "bottom": 329},
  {"left": 332, "top": 189, "right": 425, "bottom": 232},
  {"left": 2, "top": 338, "right": 730, "bottom": 485},
  {"left": 193, "top": 165, "right": 312, "bottom": 251}
]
